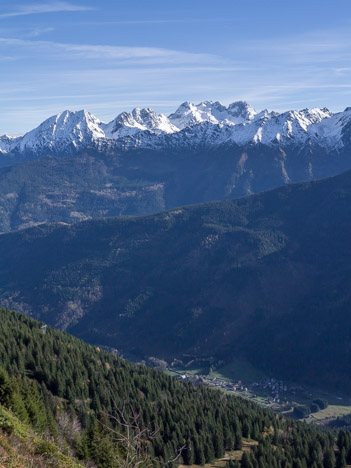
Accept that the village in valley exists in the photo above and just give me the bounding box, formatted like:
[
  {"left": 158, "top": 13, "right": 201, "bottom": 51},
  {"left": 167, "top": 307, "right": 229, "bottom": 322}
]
[
  {"left": 171, "top": 370, "right": 300, "bottom": 409},
  {"left": 142, "top": 357, "right": 351, "bottom": 428}
]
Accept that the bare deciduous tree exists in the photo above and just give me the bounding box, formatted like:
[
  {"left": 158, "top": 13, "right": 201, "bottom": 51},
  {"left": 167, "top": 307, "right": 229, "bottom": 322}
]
[{"left": 101, "top": 401, "right": 187, "bottom": 468}]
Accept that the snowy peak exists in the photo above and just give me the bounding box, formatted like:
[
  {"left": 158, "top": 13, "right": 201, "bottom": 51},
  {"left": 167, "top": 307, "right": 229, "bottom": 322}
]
[
  {"left": 17, "top": 109, "right": 104, "bottom": 154},
  {"left": 0, "top": 134, "right": 21, "bottom": 154},
  {"left": 227, "top": 101, "right": 257, "bottom": 122},
  {"left": 168, "top": 100, "right": 258, "bottom": 129},
  {"left": 248, "top": 108, "right": 332, "bottom": 145},
  {"left": 104, "top": 107, "right": 178, "bottom": 138},
  {"left": 168, "top": 101, "right": 205, "bottom": 129},
  {"left": 312, "top": 107, "right": 351, "bottom": 149},
  {"left": 166, "top": 101, "right": 336, "bottom": 147},
  {"left": 301, "top": 107, "right": 333, "bottom": 123},
  {"left": 277, "top": 108, "right": 332, "bottom": 130}
]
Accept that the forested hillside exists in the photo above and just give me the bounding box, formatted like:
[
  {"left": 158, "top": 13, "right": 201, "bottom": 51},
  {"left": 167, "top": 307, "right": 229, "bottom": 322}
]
[
  {"left": 1, "top": 307, "right": 350, "bottom": 467},
  {"left": 1, "top": 169, "right": 351, "bottom": 390},
  {"left": 1, "top": 135, "right": 351, "bottom": 232}
]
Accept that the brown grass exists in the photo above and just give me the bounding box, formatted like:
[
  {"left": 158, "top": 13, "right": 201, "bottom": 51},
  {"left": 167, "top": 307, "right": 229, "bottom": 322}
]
[{"left": 178, "top": 440, "right": 258, "bottom": 468}]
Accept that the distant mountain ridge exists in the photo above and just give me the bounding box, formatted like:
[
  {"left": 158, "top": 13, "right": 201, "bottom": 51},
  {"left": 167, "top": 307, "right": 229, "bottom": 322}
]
[
  {"left": 1, "top": 100, "right": 351, "bottom": 233},
  {"left": 1, "top": 101, "right": 351, "bottom": 160}
]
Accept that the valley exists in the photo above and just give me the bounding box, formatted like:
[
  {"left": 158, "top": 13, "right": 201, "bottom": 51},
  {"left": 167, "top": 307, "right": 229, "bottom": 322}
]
[
  {"left": 165, "top": 359, "right": 351, "bottom": 428},
  {"left": 2, "top": 168, "right": 351, "bottom": 393}
]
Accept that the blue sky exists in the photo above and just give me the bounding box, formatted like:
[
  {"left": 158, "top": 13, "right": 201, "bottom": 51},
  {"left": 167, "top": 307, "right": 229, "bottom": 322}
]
[{"left": 1, "top": 0, "right": 351, "bottom": 133}]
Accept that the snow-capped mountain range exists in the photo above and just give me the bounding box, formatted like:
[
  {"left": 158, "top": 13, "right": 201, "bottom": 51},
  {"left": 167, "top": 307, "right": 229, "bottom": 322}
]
[{"left": 1, "top": 101, "right": 351, "bottom": 157}]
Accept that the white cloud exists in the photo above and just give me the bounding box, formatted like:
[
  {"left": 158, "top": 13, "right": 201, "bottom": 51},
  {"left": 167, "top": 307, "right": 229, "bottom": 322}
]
[{"left": 0, "top": 2, "right": 94, "bottom": 19}]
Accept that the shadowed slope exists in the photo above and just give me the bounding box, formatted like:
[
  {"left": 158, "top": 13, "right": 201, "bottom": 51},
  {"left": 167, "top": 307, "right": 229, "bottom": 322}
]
[{"left": 1, "top": 169, "right": 351, "bottom": 389}]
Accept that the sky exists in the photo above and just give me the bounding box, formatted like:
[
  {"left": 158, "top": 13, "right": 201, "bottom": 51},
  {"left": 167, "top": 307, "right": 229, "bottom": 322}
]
[{"left": 1, "top": 0, "right": 351, "bottom": 134}]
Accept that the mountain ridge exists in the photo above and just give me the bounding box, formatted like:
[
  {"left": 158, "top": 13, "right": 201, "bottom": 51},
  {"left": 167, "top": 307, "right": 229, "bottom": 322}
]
[{"left": 2, "top": 101, "right": 351, "bottom": 160}]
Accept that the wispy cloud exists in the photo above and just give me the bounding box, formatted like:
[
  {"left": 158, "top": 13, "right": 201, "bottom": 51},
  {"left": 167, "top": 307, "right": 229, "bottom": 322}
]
[
  {"left": 26, "top": 27, "right": 55, "bottom": 38},
  {"left": 1, "top": 23, "right": 351, "bottom": 133},
  {"left": 0, "top": 37, "right": 217, "bottom": 65},
  {"left": 0, "top": 55, "right": 17, "bottom": 62},
  {"left": 240, "top": 29, "right": 351, "bottom": 65},
  {"left": 0, "top": 2, "right": 94, "bottom": 19},
  {"left": 75, "top": 19, "right": 230, "bottom": 26}
]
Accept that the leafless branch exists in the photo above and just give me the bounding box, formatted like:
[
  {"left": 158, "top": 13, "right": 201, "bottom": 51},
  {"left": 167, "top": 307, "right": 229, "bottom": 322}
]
[{"left": 99, "top": 395, "right": 187, "bottom": 467}]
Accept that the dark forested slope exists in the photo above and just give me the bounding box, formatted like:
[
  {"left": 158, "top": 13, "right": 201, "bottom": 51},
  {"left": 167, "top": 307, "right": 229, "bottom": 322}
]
[
  {"left": 1, "top": 142, "right": 351, "bottom": 232},
  {"left": 2, "top": 307, "right": 349, "bottom": 467},
  {"left": 1, "top": 169, "right": 351, "bottom": 390}
]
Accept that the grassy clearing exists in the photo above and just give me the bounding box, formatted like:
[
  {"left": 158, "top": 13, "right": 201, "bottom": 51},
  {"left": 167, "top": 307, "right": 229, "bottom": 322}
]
[
  {"left": 308, "top": 405, "right": 351, "bottom": 423},
  {"left": 209, "top": 358, "right": 266, "bottom": 382},
  {"left": 182, "top": 368, "right": 206, "bottom": 376},
  {"left": 178, "top": 440, "right": 258, "bottom": 468}
]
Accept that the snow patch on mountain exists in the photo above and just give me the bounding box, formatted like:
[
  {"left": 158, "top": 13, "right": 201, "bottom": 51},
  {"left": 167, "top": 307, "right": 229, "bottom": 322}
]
[
  {"left": 103, "top": 107, "right": 178, "bottom": 138},
  {"left": 311, "top": 107, "right": 351, "bottom": 149},
  {"left": 223, "top": 107, "right": 334, "bottom": 147},
  {"left": 0, "top": 134, "right": 21, "bottom": 154},
  {"left": 168, "top": 100, "right": 259, "bottom": 129}
]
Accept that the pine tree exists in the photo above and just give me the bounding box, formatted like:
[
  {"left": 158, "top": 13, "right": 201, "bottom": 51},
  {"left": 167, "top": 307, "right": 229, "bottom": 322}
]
[
  {"left": 336, "top": 447, "right": 347, "bottom": 468},
  {"left": 324, "top": 448, "right": 336, "bottom": 468},
  {"left": 234, "top": 430, "right": 242, "bottom": 450},
  {"left": 182, "top": 440, "right": 194, "bottom": 465},
  {"left": 241, "top": 452, "right": 254, "bottom": 468},
  {"left": 213, "top": 431, "right": 224, "bottom": 458},
  {"left": 0, "top": 366, "right": 13, "bottom": 406}
]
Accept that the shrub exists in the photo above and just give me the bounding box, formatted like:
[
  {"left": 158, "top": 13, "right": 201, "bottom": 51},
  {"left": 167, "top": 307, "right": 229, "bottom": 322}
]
[
  {"left": 35, "top": 440, "right": 57, "bottom": 456},
  {"left": 293, "top": 406, "right": 311, "bottom": 419},
  {"left": 313, "top": 399, "right": 328, "bottom": 410},
  {"left": 310, "top": 403, "right": 320, "bottom": 413}
]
